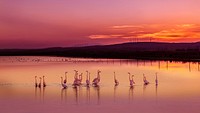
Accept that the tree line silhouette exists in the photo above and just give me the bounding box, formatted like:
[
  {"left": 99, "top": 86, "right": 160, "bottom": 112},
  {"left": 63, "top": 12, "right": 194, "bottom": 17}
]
[{"left": 0, "top": 42, "right": 200, "bottom": 62}]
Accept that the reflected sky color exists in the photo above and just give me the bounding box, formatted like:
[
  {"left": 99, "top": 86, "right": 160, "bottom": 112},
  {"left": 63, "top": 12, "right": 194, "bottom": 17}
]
[
  {"left": 0, "top": 57, "right": 200, "bottom": 113},
  {"left": 1, "top": 0, "right": 200, "bottom": 48}
]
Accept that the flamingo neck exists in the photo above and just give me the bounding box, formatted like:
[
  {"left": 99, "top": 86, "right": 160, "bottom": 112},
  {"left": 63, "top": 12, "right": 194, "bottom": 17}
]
[
  {"left": 98, "top": 74, "right": 100, "bottom": 79},
  {"left": 35, "top": 77, "right": 37, "bottom": 83},
  {"left": 61, "top": 77, "right": 63, "bottom": 84},
  {"left": 43, "top": 77, "right": 45, "bottom": 83},
  {"left": 143, "top": 75, "right": 146, "bottom": 80}
]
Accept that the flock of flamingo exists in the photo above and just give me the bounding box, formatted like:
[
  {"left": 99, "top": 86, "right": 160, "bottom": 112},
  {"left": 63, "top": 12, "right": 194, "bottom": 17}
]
[
  {"left": 34, "top": 76, "right": 46, "bottom": 88},
  {"left": 34, "top": 70, "right": 158, "bottom": 89}
]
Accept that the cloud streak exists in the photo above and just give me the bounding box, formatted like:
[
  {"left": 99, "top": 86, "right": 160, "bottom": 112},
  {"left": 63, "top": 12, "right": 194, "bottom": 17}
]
[{"left": 111, "top": 25, "right": 143, "bottom": 29}]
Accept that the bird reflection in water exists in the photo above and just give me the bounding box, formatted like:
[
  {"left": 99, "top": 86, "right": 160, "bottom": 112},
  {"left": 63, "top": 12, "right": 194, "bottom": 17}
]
[
  {"left": 114, "top": 85, "right": 118, "bottom": 102},
  {"left": 34, "top": 85, "right": 45, "bottom": 102},
  {"left": 61, "top": 88, "right": 67, "bottom": 103},
  {"left": 73, "top": 86, "right": 79, "bottom": 105},
  {"left": 129, "top": 86, "right": 134, "bottom": 102},
  {"left": 42, "top": 87, "right": 45, "bottom": 102},
  {"left": 93, "top": 85, "right": 100, "bottom": 105},
  {"left": 155, "top": 82, "right": 158, "bottom": 102},
  {"left": 34, "top": 86, "right": 37, "bottom": 100},
  {"left": 86, "top": 86, "right": 90, "bottom": 104},
  {"left": 143, "top": 83, "right": 148, "bottom": 99}
]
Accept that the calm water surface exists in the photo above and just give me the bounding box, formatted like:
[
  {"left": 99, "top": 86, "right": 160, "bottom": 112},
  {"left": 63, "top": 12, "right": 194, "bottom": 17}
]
[{"left": 0, "top": 56, "right": 200, "bottom": 113}]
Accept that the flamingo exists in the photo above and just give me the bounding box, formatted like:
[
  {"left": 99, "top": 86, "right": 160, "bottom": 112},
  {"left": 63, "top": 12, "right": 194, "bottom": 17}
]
[
  {"left": 35, "top": 76, "right": 38, "bottom": 87},
  {"left": 128, "top": 72, "right": 135, "bottom": 86},
  {"left": 43, "top": 76, "right": 46, "bottom": 87},
  {"left": 74, "top": 73, "right": 83, "bottom": 86},
  {"left": 64, "top": 72, "right": 67, "bottom": 83},
  {"left": 74, "top": 70, "right": 78, "bottom": 80},
  {"left": 73, "top": 73, "right": 83, "bottom": 86},
  {"left": 143, "top": 74, "right": 149, "bottom": 85},
  {"left": 73, "top": 70, "right": 80, "bottom": 86},
  {"left": 155, "top": 73, "right": 158, "bottom": 85},
  {"left": 92, "top": 70, "right": 101, "bottom": 86},
  {"left": 86, "top": 71, "right": 90, "bottom": 86},
  {"left": 78, "top": 73, "right": 83, "bottom": 85},
  {"left": 74, "top": 70, "right": 79, "bottom": 79},
  {"left": 114, "top": 72, "right": 119, "bottom": 85},
  {"left": 38, "top": 77, "right": 42, "bottom": 88},
  {"left": 61, "top": 77, "right": 67, "bottom": 88}
]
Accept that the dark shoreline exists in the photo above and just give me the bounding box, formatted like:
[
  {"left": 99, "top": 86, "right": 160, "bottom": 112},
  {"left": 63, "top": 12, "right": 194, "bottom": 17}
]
[{"left": 0, "top": 42, "right": 200, "bottom": 62}]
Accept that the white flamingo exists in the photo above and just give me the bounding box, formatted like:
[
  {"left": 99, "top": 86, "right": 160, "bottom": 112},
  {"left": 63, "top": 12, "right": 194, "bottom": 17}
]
[
  {"left": 78, "top": 73, "right": 83, "bottom": 84},
  {"left": 114, "top": 72, "right": 119, "bottom": 85},
  {"left": 74, "top": 70, "right": 78, "bottom": 78},
  {"left": 86, "top": 71, "right": 90, "bottom": 86},
  {"left": 64, "top": 72, "right": 67, "bottom": 84},
  {"left": 92, "top": 70, "right": 101, "bottom": 86},
  {"left": 143, "top": 74, "right": 149, "bottom": 85},
  {"left": 128, "top": 72, "right": 135, "bottom": 86},
  {"left": 73, "top": 70, "right": 81, "bottom": 86},
  {"left": 43, "top": 76, "right": 46, "bottom": 87},
  {"left": 61, "top": 77, "right": 67, "bottom": 88},
  {"left": 155, "top": 73, "right": 158, "bottom": 85}
]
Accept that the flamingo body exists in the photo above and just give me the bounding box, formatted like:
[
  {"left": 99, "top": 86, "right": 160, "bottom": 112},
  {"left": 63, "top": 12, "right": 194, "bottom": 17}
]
[
  {"left": 114, "top": 72, "right": 119, "bottom": 85},
  {"left": 38, "top": 77, "right": 42, "bottom": 88},
  {"left": 115, "top": 79, "right": 119, "bottom": 85},
  {"left": 43, "top": 76, "right": 46, "bottom": 87},
  {"left": 143, "top": 74, "right": 149, "bottom": 85},
  {"left": 62, "top": 83, "right": 67, "bottom": 88},
  {"left": 61, "top": 77, "right": 67, "bottom": 88},
  {"left": 64, "top": 72, "right": 67, "bottom": 83}
]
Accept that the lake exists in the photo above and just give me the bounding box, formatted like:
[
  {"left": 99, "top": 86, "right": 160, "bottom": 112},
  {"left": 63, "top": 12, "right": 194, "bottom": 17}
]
[{"left": 0, "top": 56, "right": 200, "bottom": 113}]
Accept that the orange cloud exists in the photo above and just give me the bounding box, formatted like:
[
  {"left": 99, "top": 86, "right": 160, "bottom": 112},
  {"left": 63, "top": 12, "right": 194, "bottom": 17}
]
[
  {"left": 89, "top": 24, "right": 200, "bottom": 42},
  {"left": 141, "top": 24, "right": 200, "bottom": 41}
]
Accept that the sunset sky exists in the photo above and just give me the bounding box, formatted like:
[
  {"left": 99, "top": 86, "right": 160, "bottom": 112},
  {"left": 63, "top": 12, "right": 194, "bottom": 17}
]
[{"left": 1, "top": 0, "right": 200, "bottom": 48}]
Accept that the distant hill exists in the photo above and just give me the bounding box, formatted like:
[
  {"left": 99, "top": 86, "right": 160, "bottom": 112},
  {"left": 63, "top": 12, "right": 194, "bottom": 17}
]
[{"left": 0, "top": 42, "right": 200, "bottom": 61}]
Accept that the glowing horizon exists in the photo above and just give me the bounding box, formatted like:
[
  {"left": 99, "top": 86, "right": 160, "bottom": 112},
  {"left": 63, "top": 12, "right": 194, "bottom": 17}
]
[{"left": 1, "top": 0, "right": 200, "bottom": 48}]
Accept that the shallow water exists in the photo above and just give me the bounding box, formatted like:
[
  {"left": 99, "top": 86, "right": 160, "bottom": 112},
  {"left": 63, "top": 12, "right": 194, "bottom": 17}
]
[{"left": 0, "top": 56, "right": 200, "bottom": 113}]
